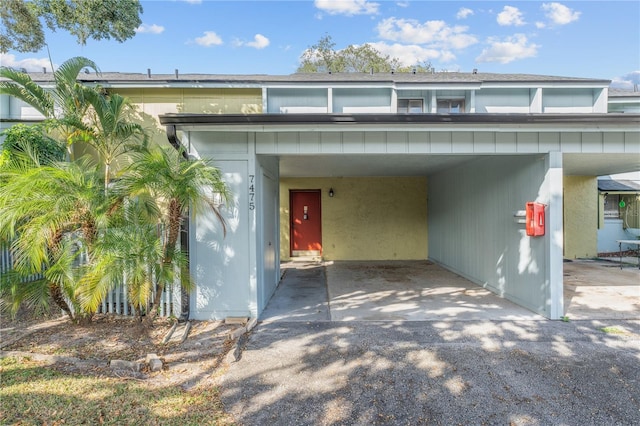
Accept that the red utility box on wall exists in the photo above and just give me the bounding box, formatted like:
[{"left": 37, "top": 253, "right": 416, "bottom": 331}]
[{"left": 525, "top": 202, "right": 545, "bottom": 236}]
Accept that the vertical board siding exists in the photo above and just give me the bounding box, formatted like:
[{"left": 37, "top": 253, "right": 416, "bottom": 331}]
[
  {"left": 428, "top": 155, "right": 550, "bottom": 316},
  {"left": 475, "top": 88, "right": 531, "bottom": 113},
  {"left": 267, "top": 88, "right": 328, "bottom": 113},
  {"left": 332, "top": 88, "right": 391, "bottom": 113}
]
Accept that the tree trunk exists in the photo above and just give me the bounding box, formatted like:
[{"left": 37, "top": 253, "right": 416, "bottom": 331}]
[
  {"left": 145, "top": 278, "right": 165, "bottom": 326},
  {"left": 48, "top": 281, "right": 75, "bottom": 322},
  {"left": 145, "top": 199, "right": 182, "bottom": 326}
]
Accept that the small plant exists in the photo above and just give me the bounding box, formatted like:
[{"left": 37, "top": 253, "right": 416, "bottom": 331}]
[
  {"left": 561, "top": 315, "right": 570, "bottom": 322},
  {"left": 599, "top": 326, "right": 627, "bottom": 335}
]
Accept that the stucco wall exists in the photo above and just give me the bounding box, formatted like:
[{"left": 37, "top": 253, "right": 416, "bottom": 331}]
[
  {"left": 563, "top": 176, "right": 598, "bottom": 258},
  {"left": 112, "top": 88, "right": 262, "bottom": 146},
  {"left": 280, "top": 177, "right": 428, "bottom": 261}
]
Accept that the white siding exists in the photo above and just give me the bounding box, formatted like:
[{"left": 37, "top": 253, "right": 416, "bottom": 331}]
[
  {"left": 267, "top": 88, "right": 328, "bottom": 113},
  {"left": 332, "top": 88, "right": 391, "bottom": 113},
  {"left": 188, "top": 131, "right": 255, "bottom": 319},
  {"left": 543, "top": 88, "right": 595, "bottom": 113},
  {"left": 475, "top": 88, "right": 531, "bottom": 113}
]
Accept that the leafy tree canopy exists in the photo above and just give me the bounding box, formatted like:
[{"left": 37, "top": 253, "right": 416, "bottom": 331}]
[
  {"left": 0, "top": 0, "right": 143, "bottom": 53},
  {"left": 298, "top": 34, "right": 433, "bottom": 74}
]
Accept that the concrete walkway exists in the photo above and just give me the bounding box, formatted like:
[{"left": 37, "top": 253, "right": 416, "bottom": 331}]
[{"left": 563, "top": 259, "right": 640, "bottom": 320}]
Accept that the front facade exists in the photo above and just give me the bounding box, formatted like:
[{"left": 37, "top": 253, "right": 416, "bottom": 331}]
[{"left": 2, "top": 71, "right": 639, "bottom": 320}]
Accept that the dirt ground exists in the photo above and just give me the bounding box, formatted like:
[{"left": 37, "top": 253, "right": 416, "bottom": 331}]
[{"left": 0, "top": 314, "right": 239, "bottom": 389}]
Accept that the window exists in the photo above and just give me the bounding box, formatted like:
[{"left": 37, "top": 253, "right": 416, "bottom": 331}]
[
  {"left": 398, "top": 99, "right": 423, "bottom": 113},
  {"left": 604, "top": 194, "right": 620, "bottom": 219},
  {"left": 437, "top": 99, "right": 465, "bottom": 113}
]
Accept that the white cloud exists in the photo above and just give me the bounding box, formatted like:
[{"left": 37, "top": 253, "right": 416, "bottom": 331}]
[
  {"left": 542, "top": 2, "right": 581, "bottom": 25},
  {"left": 376, "top": 17, "right": 477, "bottom": 50},
  {"left": 236, "top": 34, "right": 270, "bottom": 49},
  {"left": 135, "top": 23, "right": 165, "bottom": 34},
  {"left": 368, "top": 41, "right": 454, "bottom": 66},
  {"left": 535, "top": 21, "right": 546, "bottom": 29},
  {"left": 456, "top": 7, "right": 474, "bottom": 20},
  {"left": 0, "top": 53, "right": 55, "bottom": 72},
  {"left": 180, "top": 0, "right": 202, "bottom": 4},
  {"left": 476, "top": 34, "right": 539, "bottom": 64},
  {"left": 497, "top": 5, "right": 525, "bottom": 26},
  {"left": 396, "top": 1, "right": 409, "bottom": 8},
  {"left": 611, "top": 71, "right": 640, "bottom": 89},
  {"left": 314, "top": 0, "right": 379, "bottom": 16},
  {"left": 194, "top": 31, "right": 223, "bottom": 47}
]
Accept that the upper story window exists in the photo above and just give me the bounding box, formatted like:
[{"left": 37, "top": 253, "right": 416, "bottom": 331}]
[
  {"left": 398, "top": 99, "right": 423, "bottom": 113},
  {"left": 437, "top": 99, "right": 465, "bottom": 113}
]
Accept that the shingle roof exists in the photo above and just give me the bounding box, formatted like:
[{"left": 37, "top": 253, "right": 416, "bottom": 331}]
[
  {"left": 598, "top": 179, "right": 640, "bottom": 191},
  {"left": 609, "top": 88, "right": 640, "bottom": 98},
  {"left": 3, "top": 71, "right": 611, "bottom": 85}
]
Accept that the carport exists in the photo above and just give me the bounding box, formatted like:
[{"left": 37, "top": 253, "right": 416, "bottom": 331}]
[
  {"left": 160, "top": 113, "right": 639, "bottom": 321},
  {"left": 261, "top": 260, "right": 543, "bottom": 321}
]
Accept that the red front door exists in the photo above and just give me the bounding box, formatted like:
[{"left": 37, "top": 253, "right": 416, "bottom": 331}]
[{"left": 290, "top": 190, "right": 322, "bottom": 256}]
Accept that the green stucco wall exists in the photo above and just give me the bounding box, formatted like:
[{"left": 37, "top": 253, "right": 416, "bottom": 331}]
[
  {"left": 564, "top": 176, "right": 598, "bottom": 258},
  {"left": 280, "top": 177, "right": 428, "bottom": 261}
]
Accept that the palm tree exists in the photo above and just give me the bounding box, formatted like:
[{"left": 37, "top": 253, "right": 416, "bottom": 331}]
[
  {"left": 0, "top": 150, "right": 107, "bottom": 323},
  {"left": 118, "top": 146, "right": 230, "bottom": 323},
  {"left": 82, "top": 90, "right": 147, "bottom": 191},
  {"left": 0, "top": 56, "right": 100, "bottom": 158}
]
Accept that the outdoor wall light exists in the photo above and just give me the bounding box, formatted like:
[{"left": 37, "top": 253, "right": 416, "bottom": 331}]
[{"left": 329, "top": 188, "right": 334, "bottom": 197}]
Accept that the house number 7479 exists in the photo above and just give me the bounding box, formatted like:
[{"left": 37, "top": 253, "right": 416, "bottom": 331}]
[{"left": 248, "top": 174, "right": 256, "bottom": 210}]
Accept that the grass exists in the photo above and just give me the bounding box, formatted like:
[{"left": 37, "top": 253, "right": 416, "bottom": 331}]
[
  {"left": 599, "top": 326, "right": 629, "bottom": 335},
  {"left": 0, "top": 356, "right": 234, "bottom": 426}
]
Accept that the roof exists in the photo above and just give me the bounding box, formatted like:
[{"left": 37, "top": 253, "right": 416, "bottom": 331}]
[
  {"left": 598, "top": 179, "right": 640, "bottom": 192},
  {"left": 609, "top": 88, "right": 640, "bottom": 98},
  {"left": 2, "top": 71, "right": 611, "bottom": 86}
]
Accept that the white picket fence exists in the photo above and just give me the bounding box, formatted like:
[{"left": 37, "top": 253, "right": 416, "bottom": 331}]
[
  {"left": 1, "top": 242, "right": 180, "bottom": 318},
  {"left": 97, "top": 277, "right": 181, "bottom": 318}
]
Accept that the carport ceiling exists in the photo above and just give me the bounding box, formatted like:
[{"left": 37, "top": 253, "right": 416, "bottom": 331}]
[
  {"left": 563, "top": 153, "right": 640, "bottom": 176},
  {"left": 276, "top": 153, "right": 640, "bottom": 178},
  {"left": 277, "top": 154, "right": 479, "bottom": 177}
]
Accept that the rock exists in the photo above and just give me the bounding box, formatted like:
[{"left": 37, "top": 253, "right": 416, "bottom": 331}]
[
  {"left": 149, "top": 357, "right": 163, "bottom": 372},
  {"left": 110, "top": 359, "right": 140, "bottom": 372}
]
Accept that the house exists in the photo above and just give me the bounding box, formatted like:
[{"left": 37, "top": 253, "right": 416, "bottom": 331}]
[
  {"left": 597, "top": 175, "right": 640, "bottom": 254},
  {"left": 1, "top": 71, "right": 639, "bottom": 320}
]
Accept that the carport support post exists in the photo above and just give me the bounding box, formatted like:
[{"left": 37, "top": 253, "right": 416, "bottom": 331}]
[{"left": 546, "top": 152, "right": 564, "bottom": 319}]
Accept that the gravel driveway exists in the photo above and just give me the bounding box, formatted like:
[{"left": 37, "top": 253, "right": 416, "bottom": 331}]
[{"left": 219, "top": 319, "right": 640, "bottom": 425}]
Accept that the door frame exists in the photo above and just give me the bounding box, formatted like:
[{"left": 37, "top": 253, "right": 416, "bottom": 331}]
[{"left": 289, "top": 189, "right": 322, "bottom": 257}]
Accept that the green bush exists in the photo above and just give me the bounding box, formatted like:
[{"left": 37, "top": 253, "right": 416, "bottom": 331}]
[{"left": 0, "top": 122, "right": 66, "bottom": 165}]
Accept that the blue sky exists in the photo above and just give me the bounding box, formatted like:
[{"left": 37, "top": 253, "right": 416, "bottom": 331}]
[{"left": 1, "top": 1, "right": 639, "bottom": 88}]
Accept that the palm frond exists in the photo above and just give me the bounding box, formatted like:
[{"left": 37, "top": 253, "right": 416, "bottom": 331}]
[{"left": 54, "top": 57, "right": 100, "bottom": 85}]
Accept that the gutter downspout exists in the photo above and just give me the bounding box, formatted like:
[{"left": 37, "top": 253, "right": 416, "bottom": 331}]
[
  {"left": 166, "top": 124, "right": 190, "bottom": 321},
  {"left": 166, "top": 124, "right": 189, "bottom": 160}
]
